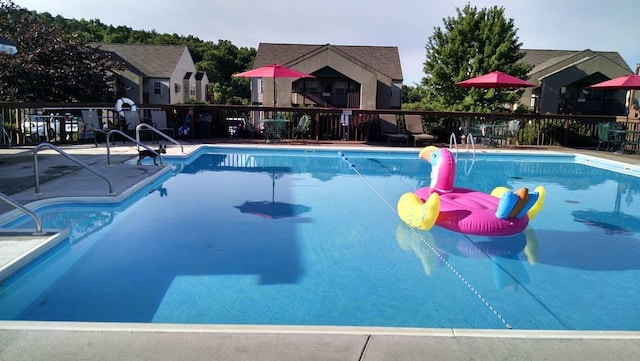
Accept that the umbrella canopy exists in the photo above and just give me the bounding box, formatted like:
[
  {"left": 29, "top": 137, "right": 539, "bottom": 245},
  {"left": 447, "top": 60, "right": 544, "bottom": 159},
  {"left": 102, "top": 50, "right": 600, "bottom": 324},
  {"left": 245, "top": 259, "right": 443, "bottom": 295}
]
[
  {"left": 456, "top": 71, "right": 536, "bottom": 88},
  {"left": 0, "top": 36, "right": 17, "bottom": 55},
  {"left": 586, "top": 74, "right": 640, "bottom": 90},
  {"left": 233, "top": 64, "right": 314, "bottom": 106},
  {"left": 233, "top": 64, "right": 315, "bottom": 79}
]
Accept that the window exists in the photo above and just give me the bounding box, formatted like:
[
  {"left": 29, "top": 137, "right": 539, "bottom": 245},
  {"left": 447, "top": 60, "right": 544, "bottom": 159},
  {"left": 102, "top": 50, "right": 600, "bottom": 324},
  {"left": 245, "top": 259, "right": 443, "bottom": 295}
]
[
  {"left": 153, "top": 82, "right": 161, "bottom": 95},
  {"left": 334, "top": 81, "right": 348, "bottom": 94}
]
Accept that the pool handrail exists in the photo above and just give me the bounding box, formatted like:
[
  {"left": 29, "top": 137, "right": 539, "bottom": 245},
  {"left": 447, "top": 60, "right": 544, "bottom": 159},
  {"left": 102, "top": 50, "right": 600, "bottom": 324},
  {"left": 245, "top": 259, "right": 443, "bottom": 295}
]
[
  {"left": 33, "top": 143, "right": 115, "bottom": 196},
  {"left": 135, "top": 123, "right": 183, "bottom": 154},
  {"left": 106, "top": 129, "right": 163, "bottom": 166},
  {"left": 0, "top": 192, "right": 44, "bottom": 235},
  {"left": 449, "top": 132, "right": 476, "bottom": 175}
]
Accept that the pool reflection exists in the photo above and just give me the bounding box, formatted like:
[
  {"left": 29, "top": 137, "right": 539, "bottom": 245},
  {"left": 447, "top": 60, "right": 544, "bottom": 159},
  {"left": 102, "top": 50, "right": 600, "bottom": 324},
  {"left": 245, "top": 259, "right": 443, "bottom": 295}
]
[{"left": 395, "top": 223, "right": 534, "bottom": 291}]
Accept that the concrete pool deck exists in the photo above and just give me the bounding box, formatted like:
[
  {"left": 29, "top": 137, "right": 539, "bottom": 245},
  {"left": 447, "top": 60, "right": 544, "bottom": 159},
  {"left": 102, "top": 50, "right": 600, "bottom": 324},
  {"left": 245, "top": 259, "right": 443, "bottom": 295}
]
[{"left": 0, "top": 140, "right": 639, "bottom": 361}]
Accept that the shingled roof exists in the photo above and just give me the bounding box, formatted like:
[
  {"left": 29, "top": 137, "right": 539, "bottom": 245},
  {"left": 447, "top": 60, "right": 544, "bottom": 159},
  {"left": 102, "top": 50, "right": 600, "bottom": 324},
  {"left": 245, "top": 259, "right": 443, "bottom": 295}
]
[
  {"left": 254, "top": 43, "right": 403, "bottom": 80},
  {"left": 520, "top": 48, "right": 630, "bottom": 73},
  {"left": 92, "top": 43, "right": 188, "bottom": 78}
]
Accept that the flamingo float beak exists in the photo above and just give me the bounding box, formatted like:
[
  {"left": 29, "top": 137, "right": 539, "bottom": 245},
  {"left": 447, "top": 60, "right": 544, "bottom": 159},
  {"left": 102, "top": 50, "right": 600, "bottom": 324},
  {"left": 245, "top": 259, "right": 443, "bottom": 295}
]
[{"left": 418, "top": 146, "right": 439, "bottom": 162}]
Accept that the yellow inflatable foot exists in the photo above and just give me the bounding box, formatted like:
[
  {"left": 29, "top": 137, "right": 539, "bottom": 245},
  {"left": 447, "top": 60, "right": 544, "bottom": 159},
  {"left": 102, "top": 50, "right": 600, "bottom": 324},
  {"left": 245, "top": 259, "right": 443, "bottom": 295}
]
[
  {"left": 527, "top": 186, "right": 545, "bottom": 220},
  {"left": 397, "top": 192, "right": 440, "bottom": 230}
]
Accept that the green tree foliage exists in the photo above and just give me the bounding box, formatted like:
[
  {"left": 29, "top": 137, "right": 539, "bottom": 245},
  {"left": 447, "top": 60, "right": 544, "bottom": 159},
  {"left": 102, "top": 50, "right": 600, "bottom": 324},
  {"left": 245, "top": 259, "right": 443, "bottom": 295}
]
[
  {"left": 198, "top": 40, "right": 255, "bottom": 104},
  {"left": 401, "top": 84, "right": 432, "bottom": 110},
  {"left": 422, "top": 4, "right": 532, "bottom": 112},
  {"left": 0, "top": 0, "right": 122, "bottom": 102}
]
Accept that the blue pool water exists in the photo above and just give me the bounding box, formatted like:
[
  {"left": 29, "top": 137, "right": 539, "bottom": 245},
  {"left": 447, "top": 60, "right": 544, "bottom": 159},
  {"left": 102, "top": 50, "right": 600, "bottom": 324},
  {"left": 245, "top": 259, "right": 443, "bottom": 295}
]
[{"left": 0, "top": 147, "right": 639, "bottom": 330}]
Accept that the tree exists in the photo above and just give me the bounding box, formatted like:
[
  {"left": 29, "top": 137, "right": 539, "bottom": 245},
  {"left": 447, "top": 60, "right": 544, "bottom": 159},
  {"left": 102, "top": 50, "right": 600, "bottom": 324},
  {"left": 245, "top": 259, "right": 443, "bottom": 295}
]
[
  {"left": 0, "top": 0, "right": 123, "bottom": 102},
  {"left": 422, "top": 4, "right": 532, "bottom": 112},
  {"left": 198, "top": 40, "right": 256, "bottom": 104}
]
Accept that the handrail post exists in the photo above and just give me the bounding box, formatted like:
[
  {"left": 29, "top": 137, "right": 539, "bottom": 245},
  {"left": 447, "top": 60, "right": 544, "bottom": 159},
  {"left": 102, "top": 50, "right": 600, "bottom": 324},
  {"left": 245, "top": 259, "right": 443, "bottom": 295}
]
[
  {"left": 33, "top": 143, "right": 115, "bottom": 195},
  {"left": 0, "top": 192, "right": 44, "bottom": 235},
  {"left": 135, "top": 123, "right": 184, "bottom": 154},
  {"left": 106, "top": 129, "right": 164, "bottom": 165}
]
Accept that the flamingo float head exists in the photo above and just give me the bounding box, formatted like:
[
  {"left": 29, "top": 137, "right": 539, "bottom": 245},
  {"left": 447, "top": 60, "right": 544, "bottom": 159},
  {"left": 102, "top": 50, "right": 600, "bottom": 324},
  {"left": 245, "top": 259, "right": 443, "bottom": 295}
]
[{"left": 418, "top": 146, "right": 456, "bottom": 193}]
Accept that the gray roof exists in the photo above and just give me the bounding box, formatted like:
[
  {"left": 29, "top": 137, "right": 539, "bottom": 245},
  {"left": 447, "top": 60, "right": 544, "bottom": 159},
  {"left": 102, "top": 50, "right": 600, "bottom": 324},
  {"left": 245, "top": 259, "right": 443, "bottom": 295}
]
[
  {"left": 92, "top": 43, "right": 187, "bottom": 78},
  {"left": 254, "top": 43, "right": 403, "bottom": 80},
  {"left": 520, "top": 48, "right": 630, "bottom": 73}
]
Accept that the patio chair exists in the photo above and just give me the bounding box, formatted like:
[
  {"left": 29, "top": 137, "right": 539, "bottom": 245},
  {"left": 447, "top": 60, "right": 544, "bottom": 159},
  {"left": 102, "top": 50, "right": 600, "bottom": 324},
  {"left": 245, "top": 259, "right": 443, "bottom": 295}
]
[
  {"left": 491, "top": 119, "right": 522, "bottom": 147},
  {"left": 596, "top": 122, "right": 625, "bottom": 152},
  {"left": 378, "top": 114, "right": 408, "bottom": 145},
  {"left": 404, "top": 114, "right": 436, "bottom": 146},
  {"left": 80, "top": 109, "right": 112, "bottom": 145},
  {"left": 150, "top": 110, "right": 174, "bottom": 138},
  {"left": 293, "top": 115, "right": 311, "bottom": 139},
  {"left": 123, "top": 110, "right": 141, "bottom": 132},
  {"left": 80, "top": 110, "right": 100, "bottom": 130},
  {"left": 238, "top": 117, "right": 263, "bottom": 139}
]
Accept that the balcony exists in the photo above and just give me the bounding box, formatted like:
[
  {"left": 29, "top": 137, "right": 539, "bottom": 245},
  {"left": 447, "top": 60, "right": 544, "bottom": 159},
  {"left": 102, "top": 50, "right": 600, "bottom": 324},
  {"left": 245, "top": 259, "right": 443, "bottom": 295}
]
[{"left": 291, "top": 91, "right": 360, "bottom": 109}]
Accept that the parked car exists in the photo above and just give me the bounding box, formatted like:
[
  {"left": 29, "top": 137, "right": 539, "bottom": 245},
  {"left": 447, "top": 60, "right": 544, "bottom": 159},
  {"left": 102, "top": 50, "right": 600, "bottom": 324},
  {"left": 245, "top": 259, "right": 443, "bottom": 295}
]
[{"left": 22, "top": 113, "right": 79, "bottom": 142}]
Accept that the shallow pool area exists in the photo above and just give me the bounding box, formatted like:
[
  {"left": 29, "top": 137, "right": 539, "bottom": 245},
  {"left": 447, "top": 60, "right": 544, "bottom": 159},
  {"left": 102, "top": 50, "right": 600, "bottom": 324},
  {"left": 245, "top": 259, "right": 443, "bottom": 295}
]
[{"left": 0, "top": 146, "right": 639, "bottom": 331}]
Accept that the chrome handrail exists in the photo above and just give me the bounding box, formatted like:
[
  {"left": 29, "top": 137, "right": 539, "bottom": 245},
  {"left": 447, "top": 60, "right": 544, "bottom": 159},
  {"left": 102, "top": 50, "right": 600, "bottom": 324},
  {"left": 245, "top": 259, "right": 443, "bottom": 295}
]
[
  {"left": 449, "top": 132, "right": 476, "bottom": 175},
  {"left": 106, "top": 129, "right": 163, "bottom": 166},
  {"left": 135, "top": 123, "right": 183, "bottom": 153},
  {"left": 0, "top": 192, "right": 44, "bottom": 235},
  {"left": 33, "top": 143, "right": 115, "bottom": 195}
]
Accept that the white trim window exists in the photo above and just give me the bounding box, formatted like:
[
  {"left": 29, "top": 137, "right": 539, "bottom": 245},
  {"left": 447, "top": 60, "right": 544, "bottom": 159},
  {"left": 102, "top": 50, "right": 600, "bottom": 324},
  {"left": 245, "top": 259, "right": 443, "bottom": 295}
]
[{"left": 153, "top": 81, "right": 161, "bottom": 95}]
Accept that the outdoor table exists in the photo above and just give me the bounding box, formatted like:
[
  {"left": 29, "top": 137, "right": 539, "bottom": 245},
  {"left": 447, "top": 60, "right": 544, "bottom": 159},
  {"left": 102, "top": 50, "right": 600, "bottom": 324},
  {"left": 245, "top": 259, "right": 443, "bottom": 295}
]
[{"left": 262, "top": 118, "right": 290, "bottom": 142}]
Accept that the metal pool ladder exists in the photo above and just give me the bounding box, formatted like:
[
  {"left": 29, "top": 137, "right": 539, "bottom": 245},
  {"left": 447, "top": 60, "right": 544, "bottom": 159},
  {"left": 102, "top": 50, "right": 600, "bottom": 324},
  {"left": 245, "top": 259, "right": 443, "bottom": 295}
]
[
  {"left": 449, "top": 132, "right": 477, "bottom": 175},
  {"left": 33, "top": 143, "right": 115, "bottom": 195},
  {"left": 0, "top": 192, "right": 44, "bottom": 235}
]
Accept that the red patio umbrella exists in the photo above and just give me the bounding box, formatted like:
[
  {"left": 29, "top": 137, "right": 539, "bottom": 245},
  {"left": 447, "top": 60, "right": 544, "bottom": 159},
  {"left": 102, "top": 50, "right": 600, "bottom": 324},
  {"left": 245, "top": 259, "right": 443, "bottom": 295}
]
[
  {"left": 587, "top": 74, "right": 640, "bottom": 119},
  {"left": 586, "top": 74, "right": 640, "bottom": 90},
  {"left": 233, "top": 64, "right": 314, "bottom": 106},
  {"left": 456, "top": 70, "right": 536, "bottom": 88}
]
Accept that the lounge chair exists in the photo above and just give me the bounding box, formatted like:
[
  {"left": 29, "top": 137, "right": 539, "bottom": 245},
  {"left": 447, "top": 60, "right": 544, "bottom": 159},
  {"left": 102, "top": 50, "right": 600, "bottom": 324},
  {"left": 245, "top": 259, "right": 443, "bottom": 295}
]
[
  {"left": 404, "top": 114, "right": 436, "bottom": 146},
  {"left": 293, "top": 115, "right": 311, "bottom": 139},
  {"left": 378, "top": 114, "right": 408, "bottom": 145}
]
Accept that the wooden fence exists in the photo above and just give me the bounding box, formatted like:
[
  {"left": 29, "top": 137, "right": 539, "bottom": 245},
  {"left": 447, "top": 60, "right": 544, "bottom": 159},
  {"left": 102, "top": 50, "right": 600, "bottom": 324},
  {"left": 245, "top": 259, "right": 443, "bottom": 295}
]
[{"left": 1, "top": 102, "right": 636, "bottom": 149}]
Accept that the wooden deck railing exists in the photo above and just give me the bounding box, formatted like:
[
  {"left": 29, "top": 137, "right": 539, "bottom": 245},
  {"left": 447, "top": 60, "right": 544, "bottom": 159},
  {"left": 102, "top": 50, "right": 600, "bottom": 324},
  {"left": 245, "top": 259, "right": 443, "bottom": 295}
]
[{"left": 0, "top": 102, "right": 626, "bottom": 149}]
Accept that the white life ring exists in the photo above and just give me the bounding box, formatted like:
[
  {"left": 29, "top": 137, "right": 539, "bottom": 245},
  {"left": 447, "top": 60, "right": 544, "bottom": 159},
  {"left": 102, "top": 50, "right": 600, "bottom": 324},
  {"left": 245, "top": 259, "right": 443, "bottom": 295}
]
[{"left": 115, "top": 97, "right": 137, "bottom": 118}]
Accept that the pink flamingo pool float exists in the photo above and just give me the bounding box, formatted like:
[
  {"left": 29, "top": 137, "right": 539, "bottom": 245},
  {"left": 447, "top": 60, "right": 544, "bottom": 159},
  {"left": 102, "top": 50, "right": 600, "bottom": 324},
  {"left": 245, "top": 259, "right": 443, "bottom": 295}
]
[{"left": 397, "top": 146, "right": 545, "bottom": 236}]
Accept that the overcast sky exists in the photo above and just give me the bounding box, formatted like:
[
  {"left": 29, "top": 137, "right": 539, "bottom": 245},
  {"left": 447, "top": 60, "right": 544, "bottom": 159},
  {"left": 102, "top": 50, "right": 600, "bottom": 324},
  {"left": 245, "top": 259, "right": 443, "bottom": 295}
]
[{"left": 14, "top": 0, "right": 640, "bottom": 85}]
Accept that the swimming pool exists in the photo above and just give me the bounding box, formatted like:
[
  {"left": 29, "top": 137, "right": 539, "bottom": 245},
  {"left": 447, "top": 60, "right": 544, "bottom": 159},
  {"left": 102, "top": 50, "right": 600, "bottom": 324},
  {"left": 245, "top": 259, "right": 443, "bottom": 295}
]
[{"left": 0, "top": 146, "right": 639, "bottom": 331}]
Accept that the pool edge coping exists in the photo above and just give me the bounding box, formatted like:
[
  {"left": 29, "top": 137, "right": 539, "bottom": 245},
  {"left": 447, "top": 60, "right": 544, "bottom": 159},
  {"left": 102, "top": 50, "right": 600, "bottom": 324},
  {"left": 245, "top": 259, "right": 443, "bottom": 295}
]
[{"left": 1, "top": 320, "right": 639, "bottom": 339}]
